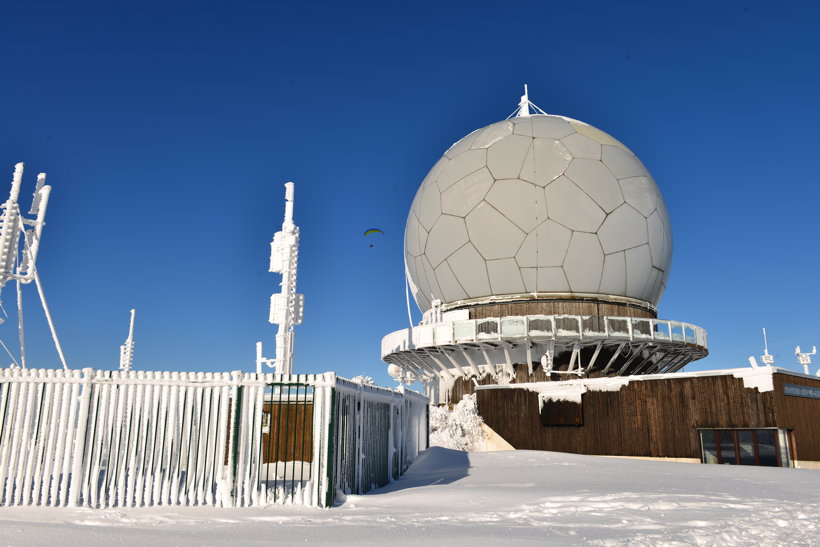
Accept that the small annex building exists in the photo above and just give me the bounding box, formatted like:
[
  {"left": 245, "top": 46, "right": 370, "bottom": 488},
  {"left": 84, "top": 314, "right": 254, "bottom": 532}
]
[{"left": 475, "top": 367, "right": 820, "bottom": 469}]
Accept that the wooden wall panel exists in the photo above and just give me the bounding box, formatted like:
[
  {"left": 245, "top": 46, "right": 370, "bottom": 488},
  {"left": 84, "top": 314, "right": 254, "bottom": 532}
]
[
  {"left": 465, "top": 300, "right": 656, "bottom": 319},
  {"left": 771, "top": 375, "right": 820, "bottom": 461},
  {"left": 262, "top": 403, "right": 313, "bottom": 463},
  {"left": 476, "top": 374, "right": 789, "bottom": 459}
]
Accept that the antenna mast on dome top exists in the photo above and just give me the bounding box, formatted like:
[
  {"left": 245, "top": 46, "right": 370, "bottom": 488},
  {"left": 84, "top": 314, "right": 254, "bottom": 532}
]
[
  {"left": 508, "top": 84, "right": 548, "bottom": 119},
  {"left": 257, "top": 182, "right": 304, "bottom": 375}
]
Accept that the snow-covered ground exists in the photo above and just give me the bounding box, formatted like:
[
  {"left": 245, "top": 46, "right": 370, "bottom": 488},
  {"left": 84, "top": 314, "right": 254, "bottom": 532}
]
[{"left": 1, "top": 448, "right": 817, "bottom": 546}]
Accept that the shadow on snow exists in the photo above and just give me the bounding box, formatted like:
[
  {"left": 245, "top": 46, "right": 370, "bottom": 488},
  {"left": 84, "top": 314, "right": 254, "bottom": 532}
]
[{"left": 353, "top": 447, "right": 470, "bottom": 499}]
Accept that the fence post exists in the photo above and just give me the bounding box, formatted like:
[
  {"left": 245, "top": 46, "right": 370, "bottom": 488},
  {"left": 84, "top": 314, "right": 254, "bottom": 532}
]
[
  {"left": 354, "top": 382, "right": 364, "bottom": 494},
  {"left": 68, "top": 368, "right": 94, "bottom": 507},
  {"left": 386, "top": 399, "right": 396, "bottom": 481},
  {"left": 227, "top": 370, "right": 244, "bottom": 506},
  {"left": 425, "top": 403, "right": 430, "bottom": 451},
  {"left": 323, "top": 382, "right": 336, "bottom": 508}
]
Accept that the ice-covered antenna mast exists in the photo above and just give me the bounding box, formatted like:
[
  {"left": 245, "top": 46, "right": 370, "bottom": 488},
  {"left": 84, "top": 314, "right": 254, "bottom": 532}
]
[
  {"left": 750, "top": 328, "right": 775, "bottom": 368},
  {"left": 795, "top": 345, "right": 816, "bottom": 375},
  {"left": 119, "top": 309, "right": 136, "bottom": 371},
  {"left": 0, "top": 162, "right": 67, "bottom": 370},
  {"left": 257, "top": 182, "right": 303, "bottom": 375},
  {"left": 761, "top": 328, "right": 774, "bottom": 366}
]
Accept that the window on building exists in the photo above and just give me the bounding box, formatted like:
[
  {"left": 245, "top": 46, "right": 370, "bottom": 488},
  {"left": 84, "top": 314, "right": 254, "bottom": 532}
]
[
  {"left": 699, "top": 429, "right": 790, "bottom": 467},
  {"left": 757, "top": 430, "right": 778, "bottom": 466},
  {"left": 718, "top": 430, "right": 737, "bottom": 464},
  {"left": 540, "top": 400, "right": 583, "bottom": 426}
]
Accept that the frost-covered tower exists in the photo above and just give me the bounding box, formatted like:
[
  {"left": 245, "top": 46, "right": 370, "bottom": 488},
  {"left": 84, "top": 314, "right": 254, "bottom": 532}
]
[
  {"left": 382, "top": 89, "right": 708, "bottom": 403},
  {"left": 258, "top": 182, "right": 303, "bottom": 375}
]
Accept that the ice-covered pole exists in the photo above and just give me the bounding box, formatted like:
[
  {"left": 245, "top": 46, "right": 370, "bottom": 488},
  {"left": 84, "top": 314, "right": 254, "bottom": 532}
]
[
  {"left": 10, "top": 163, "right": 23, "bottom": 202},
  {"left": 18, "top": 173, "right": 51, "bottom": 281},
  {"left": 518, "top": 84, "right": 531, "bottom": 117},
  {"left": 259, "top": 182, "right": 303, "bottom": 375},
  {"left": 119, "top": 309, "right": 136, "bottom": 371},
  {"left": 0, "top": 163, "right": 24, "bottom": 289},
  {"left": 284, "top": 182, "right": 294, "bottom": 227}
]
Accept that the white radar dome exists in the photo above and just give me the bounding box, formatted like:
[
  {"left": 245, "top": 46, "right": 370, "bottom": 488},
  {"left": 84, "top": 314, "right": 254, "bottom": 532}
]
[{"left": 405, "top": 114, "right": 672, "bottom": 313}]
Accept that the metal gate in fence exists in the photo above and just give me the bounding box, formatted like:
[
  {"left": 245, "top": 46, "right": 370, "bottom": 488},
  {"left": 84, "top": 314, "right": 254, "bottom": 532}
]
[{"left": 0, "top": 368, "right": 428, "bottom": 509}]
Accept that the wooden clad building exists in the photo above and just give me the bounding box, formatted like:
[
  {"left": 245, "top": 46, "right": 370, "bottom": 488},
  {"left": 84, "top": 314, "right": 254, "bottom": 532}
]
[{"left": 474, "top": 368, "right": 820, "bottom": 469}]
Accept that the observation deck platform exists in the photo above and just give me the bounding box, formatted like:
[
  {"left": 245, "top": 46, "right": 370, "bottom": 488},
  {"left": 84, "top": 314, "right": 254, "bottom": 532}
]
[{"left": 382, "top": 314, "right": 708, "bottom": 384}]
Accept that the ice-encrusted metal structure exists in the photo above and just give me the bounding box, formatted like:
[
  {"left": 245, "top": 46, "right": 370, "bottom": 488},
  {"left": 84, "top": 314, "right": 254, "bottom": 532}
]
[
  {"left": 257, "top": 182, "right": 303, "bottom": 375},
  {"left": 383, "top": 89, "right": 708, "bottom": 402},
  {"left": 0, "top": 163, "right": 68, "bottom": 370}
]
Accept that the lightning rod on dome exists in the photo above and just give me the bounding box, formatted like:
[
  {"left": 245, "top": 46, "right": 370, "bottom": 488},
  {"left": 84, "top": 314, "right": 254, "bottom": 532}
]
[
  {"left": 507, "top": 84, "right": 548, "bottom": 119},
  {"left": 257, "top": 182, "right": 303, "bottom": 375}
]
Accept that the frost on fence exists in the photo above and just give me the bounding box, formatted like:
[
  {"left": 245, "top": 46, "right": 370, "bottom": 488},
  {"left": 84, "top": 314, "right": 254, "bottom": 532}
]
[
  {"left": 327, "top": 379, "right": 429, "bottom": 500},
  {"left": 0, "top": 368, "right": 242, "bottom": 508},
  {"left": 0, "top": 368, "right": 428, "bottom": 509}
]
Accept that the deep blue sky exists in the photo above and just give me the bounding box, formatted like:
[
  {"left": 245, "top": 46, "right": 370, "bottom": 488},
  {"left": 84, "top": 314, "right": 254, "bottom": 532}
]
[{"left": 1, "top": 1, "right": 819, "bottom": 383}]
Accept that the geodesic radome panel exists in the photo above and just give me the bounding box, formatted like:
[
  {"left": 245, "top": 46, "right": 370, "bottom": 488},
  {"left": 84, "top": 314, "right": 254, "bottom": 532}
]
[{"left": 405, "top": 115, "right": 672, "bottom": 314}]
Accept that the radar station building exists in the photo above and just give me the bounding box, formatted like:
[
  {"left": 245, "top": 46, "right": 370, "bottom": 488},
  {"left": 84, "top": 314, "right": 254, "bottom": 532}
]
[{"left": 381, "top": 90, "right": 820, "bottom": 469}]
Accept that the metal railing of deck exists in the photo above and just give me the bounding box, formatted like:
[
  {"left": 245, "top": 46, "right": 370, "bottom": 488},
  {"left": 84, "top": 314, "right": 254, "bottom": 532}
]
[{"left": 382, "top": 314, "right": 708, "bottom": 357}]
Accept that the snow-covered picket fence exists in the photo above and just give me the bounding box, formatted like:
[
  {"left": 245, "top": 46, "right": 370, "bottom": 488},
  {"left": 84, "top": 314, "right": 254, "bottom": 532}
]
[{"left": 0, "top": 368, "right": 428, "bottom": 509}]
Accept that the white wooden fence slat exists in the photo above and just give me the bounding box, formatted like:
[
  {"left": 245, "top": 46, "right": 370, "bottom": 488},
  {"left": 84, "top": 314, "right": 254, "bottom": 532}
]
[
  {"left": 32, "top": 374, "right": 55, "bottom": 505},
  {"left": 11, "top": 378, "right": 32, "bottom": 504},
  {"left": 48, "top": 381, "right": 70, "bottom": 505},
  {"left": 22, "top": 372, "right": 46, "bottom": 505},
  {"left": 67, "top": 369, "right": 92, "bottom": 506},
  {"left": 0, "top": 379, "right": 18, "bottom": 503},
  {"left": 125, "top": 373, "right": 144, "bottom": 506},
  {"left": 214, "top": 383, "right": 230, "bottom": 507}
]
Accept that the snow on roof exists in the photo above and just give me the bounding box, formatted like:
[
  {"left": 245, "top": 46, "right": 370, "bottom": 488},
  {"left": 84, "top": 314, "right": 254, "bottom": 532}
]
[{"left": 474, "top": 367, "right": 792, "bottom": 407}]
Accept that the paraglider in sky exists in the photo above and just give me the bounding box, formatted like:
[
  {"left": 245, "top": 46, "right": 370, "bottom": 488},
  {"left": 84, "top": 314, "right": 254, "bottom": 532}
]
[{"left": 363, "top": 228, "right": 384, "bottom": 247}]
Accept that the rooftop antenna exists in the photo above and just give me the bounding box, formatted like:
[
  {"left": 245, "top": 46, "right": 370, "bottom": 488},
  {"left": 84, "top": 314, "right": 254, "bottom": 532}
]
[
  {"left": 748, "top": 328, "right": 775, "bottom": 369},
  {"left": 795, "top": 345, "right": 816, "bottom": 375},
  {"left": 0, "top": 163, "right": 67, "bottom": 370},
  {"left": 257, "top": 182, "right": 303, "bottom": 375},
  {"left": 119, "top": 309, "right": 136, "bottom": 371},
  {"left": 507, "top": 84, "right": 549, "bottom": 119},
  {"left": 760, "top": 328, "right": 774, "bottom": 366}
]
